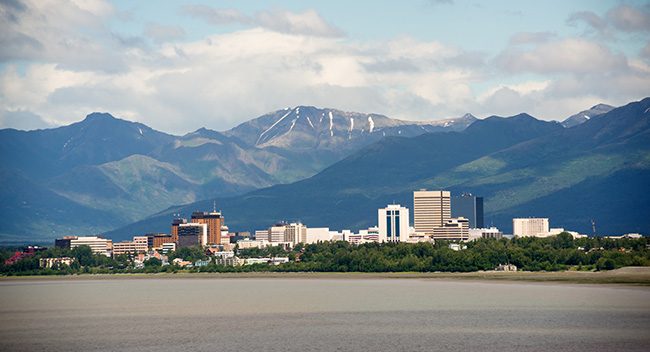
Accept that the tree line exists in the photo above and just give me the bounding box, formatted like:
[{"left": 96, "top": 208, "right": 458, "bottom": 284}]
[{"left": 1, "top": 233, "right": 648, "bottom": 275}]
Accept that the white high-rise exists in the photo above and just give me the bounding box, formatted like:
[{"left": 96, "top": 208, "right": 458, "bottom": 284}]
[
  {"left": 378, "top": 204, "right": 410, "bottom": 242},
  {"left": 413, "top": 190, "right": 450, "bottom": 235},
  {"left": 513, "top": 218, "right": 549, "bottom": 237}
]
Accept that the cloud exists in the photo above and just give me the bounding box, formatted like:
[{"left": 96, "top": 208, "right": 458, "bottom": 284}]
[
  {"left": 496, "top": 38, "right": 627, "bottom": 74},
  {"left": 180, "top": 5, "right": 345, "bottom": 38},
  {"left": 567, "top": 3, "right": 650, "bottom": 39},
  {"left": 144, "top": 23, "right": 187, "bottom": 44},
  {"left": 0, "top": 109, "right": 55, "bottom": 130},
  {"left": 253, "top": 8, "right": 345, "bottom": 37},
  {"left": 1, "top": 1, "right": 649, "bottom": 135},
  {"left": 606, "top": 4, "right": 650, "bottom": 32},
  {"left": 179, "top": 5, "right": 249, "bottom": 26},
  {"left": 567, "top": 11, "right": 608, "bottom": 32},
  {"left": 509, "top": 32, "right": 556, "bottom": 45}
]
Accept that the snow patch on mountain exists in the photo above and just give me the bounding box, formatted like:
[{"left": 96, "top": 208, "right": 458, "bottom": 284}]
[
  {"left": 368, "top": 116, "right": 374, "bottom": 133},
  {"left": 257, "top": 109, "right": 292, "bottom": 145},
  {"left": 288, "top": 118, "right": 297, "bottom": 133},
  {"left": 329, "top": 112, "right": 334, "bottom": 137},
  {"left": 348, "top": 118, "right": 354, "bottom": 139},
  {"left": 307, "top": 116, "right": 314, "bottom": 128}
]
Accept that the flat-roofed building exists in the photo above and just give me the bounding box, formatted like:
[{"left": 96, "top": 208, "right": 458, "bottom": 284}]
[
  {"left": 177, "top": 223, "right": 208, "bottom": 248},
  {"left": 191, "top": 212, "right": 223, "bottom": 245},
  {"left": 469, "top": 227, "right": 503, "bottom": 240},
  {"left": 306, "top": 228, "right": 331, "bottom": 243},
  {"left": 378, "top": 204, "right": 410, "bottom": 242},
  {"left": 152, "top": 234, "right": 174, "bottom": 249},
  {"left": 55, "top": 236, "right": 77, "bottom": 249},
  {"left": 40, "top": 257, "right": 75, "bottom": 268},
  {"left": 171, "top": 218, "right": 187, "bottom": 243},
  {"left": 414, "top": 190, "right": 451, "bottom": 236},
  {"left": 284, "top": 223, "right": 307, "bottom": 245},
  {"left": 162, "top": 242, "right": 176, "bottom": 253},
  {"left": 112, "top": 236, "right": 148, "bottom": 257},
  {"left": 513, "top": 218, "right": 549, "bottom": 237},
  {"left": 431, "top": 217, "right": 469, "bottom": 241},
  {"left": 70, "top": 236, "right": 111, "bottom": 256},
  {"left": 451, "top": 194, "right": 484, "bottom": 229},
  {"left": 215, "top": 256, "right": 245, "bottom": 266}
]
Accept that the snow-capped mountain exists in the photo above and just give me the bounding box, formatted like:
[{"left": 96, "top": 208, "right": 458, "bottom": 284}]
[
  {"left": 225, "top": 105, "right": 476, "bottom": 155},
  {"left": 562, "top": 103, "right": 614, "bottom": 128}
]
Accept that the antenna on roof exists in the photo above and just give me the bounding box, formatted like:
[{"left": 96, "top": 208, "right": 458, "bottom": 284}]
[{"left": 213, "top": 201, "right": 216, "bottom": 213}]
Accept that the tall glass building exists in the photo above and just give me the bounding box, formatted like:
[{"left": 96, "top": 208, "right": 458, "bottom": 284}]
[{"left": 451, "top": 194, "right": 484, "bottom": 229}]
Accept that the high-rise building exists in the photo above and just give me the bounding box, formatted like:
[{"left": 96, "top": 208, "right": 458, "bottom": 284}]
[
  {"left": 451, "top": 194, "right": 484, "bottom": 228},
  {"left": 177, "top": 223, "right": 208, "bottom": 248},
  {"left": 431, "top": 217, "right": 469, "bottom": 241},
  {"left": 171, "top": 218, "right": 187, "bottom": 243},
  {"left": 513, "top": 218, "right": 550, "bottom": 237},
  {"left": 378, "top": 204, "right": 410, "bottom": 242},
  {"left": 284, "top": 223, "right": 307, "bottom": 245},
  {"left": 191, "top": 212, "right": 223, "bottom": 245},
  {"left": 413, "top": 190, "right": 451, "bottom": 235}
]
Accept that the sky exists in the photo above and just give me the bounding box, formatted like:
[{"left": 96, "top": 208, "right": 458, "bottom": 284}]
[{"left": 1, "top": 0, "right": 649, "bottom": 134}]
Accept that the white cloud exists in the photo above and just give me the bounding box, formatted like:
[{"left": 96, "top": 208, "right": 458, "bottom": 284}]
[
  {"left": 253, "top": 7, "right": 345, "bottom": 38},
  {"left": 179, "top": 5, "right": 250, "bottom": 26},
  {"left": 496, "top": 38, "right": 627, "bottom": 74},
  {"left": 180, "top": 5, "right": 345, "bottom": 38},
  {"left": 1, "top": 1, "right": 649, "bottom": 134},
  {"left": 606, "top": 4, "right": 650, "bottom": 32},
  {"left": 144, "top": 23, "right": 186, "bottom": 44},
  {"left": 509, "top": 32, "right": 556, "bottom": 45}
]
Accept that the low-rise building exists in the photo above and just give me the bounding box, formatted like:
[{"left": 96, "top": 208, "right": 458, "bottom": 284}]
[
  {"left": 469, "top": 227, "right": 503, "bottom": 240},
  {"left": 70, "top": 236, "right": 111, "bottom": 256},
  {"left": 162, "top": 242, "right": 176, "bottom": 253},
  {"left": 495, "top": 263, "right": 518, "bottom": 271},
  {"left": 112, "top": 236, "right": 148, "bottom": 258},
  {"left": 39, "top": 257, "right": 75, "bottom": 268},
  {"left": 215, "top": 256, "right": 245, "bottom": 266},
  {"left": 432, "top": 217, "right": 469, "bottom": 241}
]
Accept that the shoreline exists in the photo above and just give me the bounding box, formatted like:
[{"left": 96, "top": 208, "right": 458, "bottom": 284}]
[{"left": 2, "top": 267, "right": 650, "bottom": 286}]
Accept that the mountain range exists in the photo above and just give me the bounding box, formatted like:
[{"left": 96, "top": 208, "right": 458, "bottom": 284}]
[
  {"left": 102, "top": 98, "right": 650, "bottom": 242},
  {"left": 0, "top": 107, "right": 474, "bottom": 244}
]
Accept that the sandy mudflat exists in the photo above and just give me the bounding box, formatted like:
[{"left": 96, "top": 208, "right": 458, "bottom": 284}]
[{"left": 2, "top": 267, "right": 650, "bottom": 286}]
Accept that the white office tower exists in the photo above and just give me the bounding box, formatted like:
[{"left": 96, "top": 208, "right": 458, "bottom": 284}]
[
  {"left": 284, "top": 223, "right": 307, "bottom": 245},
  {"left": 512, "top": 218, "right": 549, "bottom": 237},
  {"left": 413, "top": 190, "right": 451, "bottom": 235},
  {"left": 378, "top": 204, "right": 410, "bottom": 242}
]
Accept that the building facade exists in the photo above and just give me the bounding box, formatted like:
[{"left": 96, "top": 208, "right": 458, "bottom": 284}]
[
  {"left": 378, "top": 204, "right": 410, "bottom": 242},
  {"left": 112, "top": 236, "right": 148, "bottom": 257},
  {"left": 513, "top": 218, "right": 549, "bottom": 237},
  {"left": 191, "top": 212, "right": 223, "bottom": 245},
  {"left": 468, "top": 227, "right": 503, "bottom": 240},
  {"left": 70, "top": 236, "right": 111, "bottom": 256},
  {"left": 171, "top": 218, "right": 187, "bottom": 243},
  {"left": 177, "top": 223, "right": 208, "bottom": 247},
  {"left": 414, "top": 190, "right": 451, "bottom": 235},
  {"left": 451, "top": 194, "right": 484, "bottom": 229},
  {"left": 431, "top": 217, "right": 469, "bottom": 241}
]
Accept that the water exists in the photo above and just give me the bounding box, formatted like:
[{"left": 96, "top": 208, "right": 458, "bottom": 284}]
[{"left": 1, "top": 276, "right": 649, "bottom": 351}]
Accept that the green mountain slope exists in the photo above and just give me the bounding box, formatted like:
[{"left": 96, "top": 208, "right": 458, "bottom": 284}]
[{"left": 103, "top": 112, "right": 567, "bottom": 241}]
